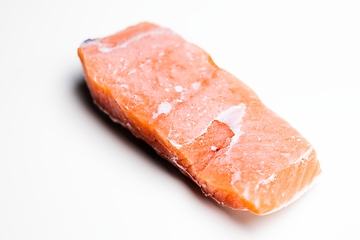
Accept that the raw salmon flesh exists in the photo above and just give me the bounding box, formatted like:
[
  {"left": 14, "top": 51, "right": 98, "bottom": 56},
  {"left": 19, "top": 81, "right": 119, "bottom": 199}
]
[{"left": 78, "top": 22, "right": 321, "bottom": 215}]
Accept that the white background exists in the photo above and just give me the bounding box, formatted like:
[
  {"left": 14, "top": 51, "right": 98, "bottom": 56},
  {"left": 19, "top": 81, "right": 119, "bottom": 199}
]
[{"left": 1, "top": 0, "right": 359, "bottom": 239}]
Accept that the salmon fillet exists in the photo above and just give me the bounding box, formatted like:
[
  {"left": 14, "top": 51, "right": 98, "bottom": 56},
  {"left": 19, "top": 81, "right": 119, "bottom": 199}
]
[{"left": 78, "top": 22, "right": 321, "bottom": 215}]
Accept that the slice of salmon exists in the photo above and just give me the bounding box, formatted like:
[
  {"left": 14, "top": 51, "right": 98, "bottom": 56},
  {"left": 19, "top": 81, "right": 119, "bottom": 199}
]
[{"left": 78, "top": 22, "right": 321, "bottom": 215}]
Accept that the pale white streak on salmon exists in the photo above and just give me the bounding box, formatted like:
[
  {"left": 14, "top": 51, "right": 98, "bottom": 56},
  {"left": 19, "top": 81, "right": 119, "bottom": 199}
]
[
  {"left": 258, "top": 175, "right": 320, "bottom": 215},
  {"left": 254, "top": 173, "right": 276, "bottom": 194},
  {"left": 97, "top": 28, "right": 176, "bottom": 53},
  {"left": 292, "top": 147, "right": 314, "bottom": 164},
  {"left": 215, "top": 103, "right": 246, "bottom": 154},
  {"left": 251, "top": 147, "right": 314, "bottom": 209},
  {"left": 183, "top": 103, "right": 246, "bottom": 150},
  {"left": 230, "top": 171, "right": 242, "bottom": 185},
  {"left": 259, "top": 173, "right": 276, "bottom": 186},
  {"left": 169, "top": 140, "right": 182, "bottom": 149}
]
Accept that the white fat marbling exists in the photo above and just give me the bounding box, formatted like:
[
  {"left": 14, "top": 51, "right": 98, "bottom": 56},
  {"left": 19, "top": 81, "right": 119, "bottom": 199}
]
[
  {"left": 259, "top": 173, "right": 276, "bottom": 185},
  {"left": 98, "top": 28, "right": 174, "bottom": 53},
  {"left": 260, "top": 174, "right": 321, "bottom": 215},
  {"left": 293, "top": 147, "right": 313, "bottom": 164}
]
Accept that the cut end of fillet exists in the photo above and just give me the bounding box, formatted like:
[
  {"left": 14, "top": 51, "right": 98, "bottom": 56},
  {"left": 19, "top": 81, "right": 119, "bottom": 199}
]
[{"left": 78, "top": 22, "right": 321, "bottom": 215}]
